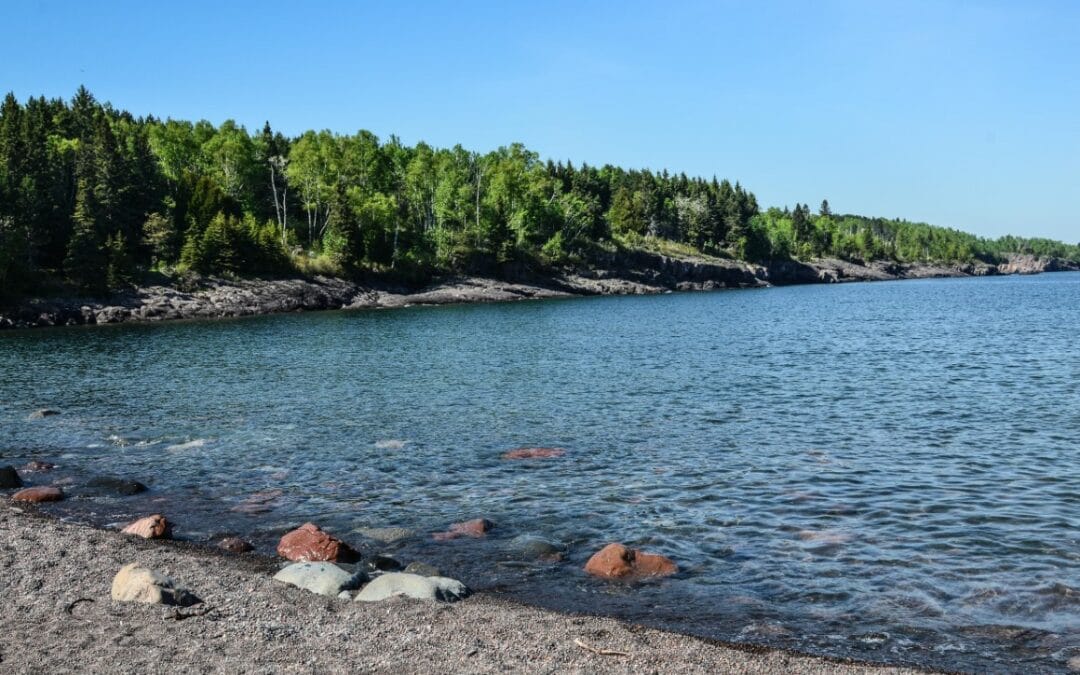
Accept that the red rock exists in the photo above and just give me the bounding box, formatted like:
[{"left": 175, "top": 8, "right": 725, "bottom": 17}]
[
  {"left": 122, "top": 514, "right": 171, "bottom": 539},
  {"left": 432, "top": 518, "right": 495, "bottom": 541},
  {"left": 501, "top": 447, "right": 567, "bottom": 460},
  {"left": 11, "top": 486, "right": 63, "bottom": 503},
  {"left": 277, "top": 522, "right": 358, "bottom": 562},
  {"left": 219, "top": 537, "right": 254, "bottom": 553},
  {"left": 584, "top": 543, "right": 678, "bottom": 579}
]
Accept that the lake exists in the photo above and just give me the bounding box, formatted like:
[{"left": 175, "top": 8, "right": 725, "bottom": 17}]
[{"left": 2, "top": 272, "right": 1078, "bottom": 672}]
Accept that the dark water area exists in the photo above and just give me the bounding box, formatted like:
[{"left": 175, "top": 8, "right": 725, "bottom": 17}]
[{"left": 2, "top": 273, "right": 1078, "bottom": 672}]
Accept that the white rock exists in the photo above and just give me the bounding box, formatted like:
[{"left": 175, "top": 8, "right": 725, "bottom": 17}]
[
  {"left": 355, "top": 572, "right": 470, "bottom": 603},
  {"left": 111, "top": 563, "right": 196, "bottom": 606},
  {"left": 273, "top": 562, "right": 363, "bottom": 597}
]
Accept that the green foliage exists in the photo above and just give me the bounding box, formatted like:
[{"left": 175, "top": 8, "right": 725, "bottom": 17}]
[{"left": 0, "top": 87, "right": 1077, "bottom": 300}]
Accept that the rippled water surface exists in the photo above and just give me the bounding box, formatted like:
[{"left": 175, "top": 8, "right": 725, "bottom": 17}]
[{"left": 2, "top": 273, "right": 1079, "bottom": 672}]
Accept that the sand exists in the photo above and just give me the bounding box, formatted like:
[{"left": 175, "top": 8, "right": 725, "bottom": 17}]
[{"left": 0, "top": 506, "right": 931, "bottom": 674}]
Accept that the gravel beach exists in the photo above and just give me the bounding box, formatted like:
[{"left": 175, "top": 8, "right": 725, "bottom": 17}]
[{"left": 0, "top": 506, "right": 932, "bottom": 674}]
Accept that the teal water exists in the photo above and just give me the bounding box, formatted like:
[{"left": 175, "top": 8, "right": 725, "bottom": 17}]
[{"left": 2, "top": 273, "right": 1078, "bottom": 672}]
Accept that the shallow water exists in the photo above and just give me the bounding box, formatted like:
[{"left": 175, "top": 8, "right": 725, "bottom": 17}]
[{"left": 2, "top": 273, "right": 1078, "bottom": 672}]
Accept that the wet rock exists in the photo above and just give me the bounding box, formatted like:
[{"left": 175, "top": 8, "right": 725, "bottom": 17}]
[
  {"left": 121, "top": 514, "right": 171, "bottom": 539},
  {"left": 230, "top": 488, "right": 284, "bottom": 515},
  {"left": 501, "top": 447, "right": 566, "bottom": 460},
  {"left": 403, "top": 562, "right": 442, "bottom": 577},
  {"left": 433, "top": 518, "right": 495, "bottom": 541},
  {"left": 506, "top": 535, "right": 564, "bottom": 561},
  {"left": 796, "top": 529, "right": 852, "bottom": 545},
  {"left": 11, "top": 486, "right": 63, "bottom": 503},
  {"left": 1068, "top": 655, "right": 1080, "bottom": 672},
  {"left": 277, "top": 522, "right": 359, "bottom": 563},
  {"left": 218, "top": 537, "right": 254, "bottom": 553},
  {"left": 353, "top": 526, "right": 415, "bottom": 544},
  {"left": 360, "top": 554, "right": 403, "bottom": 573},
  {"left": 87, "top": 476, "right": 148, "bottom": 496},
  {"left": 0, "top": 465, "right": 22, "bottom": 489},
  {"left": 21, "top": 460, "right": 56, "bottom": 472},
  {"left": 111, "top": 562, "right": 198, "bottom": 606},
  {"left": 27, "top": 409, "right": 60, "bottom": 420},
  {"left": 273, "top": 562, "right": 366, "bottom": 597},
  {"left": 584, "top": 543, "right": 678, "bottom": 579},
  {"left": 355, "top": 573, "right": 470, "bottom": 603}
]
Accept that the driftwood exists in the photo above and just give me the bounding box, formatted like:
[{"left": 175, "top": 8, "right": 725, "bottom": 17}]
[{"left": 574, "top": 638, "right": 632, "bottom": 657}]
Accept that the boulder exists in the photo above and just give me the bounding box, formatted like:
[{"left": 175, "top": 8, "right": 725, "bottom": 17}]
[
  {"left": 501, "top": 447, "right": 566, "bottom": 460},
  {"left": 0, "top": 465, "right": 22, "bottom": 489},
  {"left": 584, "top": 543, "right": 677, "bottom": 579},
  {"left": 355, "top": 573, "right": 470, "bottom": 603},
  {"left": 219, "top": 537, "right": 254, "bottom": 553},
  {"left": 403, "top": 562, "right": 442, "bottom": 577},
  {"left": 27, "top": 409, "right": 60, "bottom": 420},
  {"left": 277, "top": 522, "right": 359, "bottom": 563},
  {"left": 121, "top": 514, "right": 171, "bottom": 539},
  {"left": 433, "top": 518, "right": 494, "bottom": 541},
  {"left": 87, "top": 476, "right": 148, "bottom": 495},
  {"left": 273, "top": 562, "right": 366, "bottom": 597},
  {"left": 111, "top": 562, "right": 198, "bottom": 606},
  {"left": 353, "top": 526, "right": 415, "bottom": 544},
  {"left": 11, "top": 486, "right": 63, "bottom": 503}
]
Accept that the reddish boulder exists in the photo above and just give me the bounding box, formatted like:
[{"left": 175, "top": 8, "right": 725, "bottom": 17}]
[
  {"left": 501, "top": 447, "right": 566, "bottom": 460},
  {"left": 219, "top": 537, "right": 254, "bottom": 553},
  {"left": 584, "top": 543, "right": 678, "bottom": 579},
  {"left": 11, "top": 486, "right": 63, "bottom": 503},
  {"left": 121, "top": 514, "right": 171, "bottom": 539},
  {"left": 277, "top": 523, "right": 358, "bottom": 562},
  {"left": 433, "top": 518, "right": 495, "bottom": 541}
]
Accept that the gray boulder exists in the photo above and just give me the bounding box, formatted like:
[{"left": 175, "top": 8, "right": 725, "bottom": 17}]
[
  {"left": 353, "top": 526, "right": 415, "bottom": 544},
  {"left": 273, "top": 562, "right": 367, "bottom": 597},
  {"left": 355, "top": 572, "right": 470, "bottom": 603}
]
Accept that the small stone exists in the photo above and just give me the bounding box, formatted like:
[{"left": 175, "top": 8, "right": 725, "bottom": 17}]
[
  {"left": 218, "top": 537, "right": 253, "bottom": 553},
  {"left": 433, "top": 518, "right": 494, "bottom": 541},
  {"left": 501, "top": 447, "right": 566, "bottom": 460},
  {"left": 584, "top": 543, "right": 677, "bottom": 579},
  {"left": 403, "top": 562, "right": 442, "bottom": 577},
  {"left": 337, "top": 590, "right": 352, "bottom": 600},
  {"left": 355, "top": 573, "right": 470, "bottom": 603},
  {"left": 353, "top": 526, "right": 415, "bottom": 544},
  {"left": 277, "top": 522, "right": 359, "bottom": 563},
  {"left": 0, "top": 466, "right": 22, "bottom": 489},
  {"left": 27, "top": 409, "right": 60, "bottom": 420},
  {"left": 273, "top": 562, "right": 366, "bottom": 597},
  {"left": 121, "top": 514, "right": 171, "bottom": 539},
  {"left": 111, "top": 563, "right": 198, "bottom": 606},
  {"left": 11, "top": 486, "right": 63, "bottom": 503},
  {"left": 87, "top": 476, "right": 148, "bottom": 495}
]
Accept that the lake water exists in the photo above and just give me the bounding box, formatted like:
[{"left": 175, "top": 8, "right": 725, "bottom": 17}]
[{"left": 2, "top": 273, "right": 1078, "bottom": 672}]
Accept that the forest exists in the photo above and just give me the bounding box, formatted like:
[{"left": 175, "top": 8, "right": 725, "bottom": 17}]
[{"left": 1, "top": 87, "right": 1077, "bottom": 301}]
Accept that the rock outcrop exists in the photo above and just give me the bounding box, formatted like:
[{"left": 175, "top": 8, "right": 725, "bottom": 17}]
[
  {"left": 584, "top": 543, "right": 678, "bottom": 579},
  {"left": 277, "top": 523, "right": 359, "bottom": 563}
]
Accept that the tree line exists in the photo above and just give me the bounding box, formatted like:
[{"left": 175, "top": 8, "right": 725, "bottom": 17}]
[{"left": 1, "top": 88, "right": 1076, "bottom": 300}]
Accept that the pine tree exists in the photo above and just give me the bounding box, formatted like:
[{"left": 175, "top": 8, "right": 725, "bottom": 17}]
[{"left": 64, "top": 179, "right": 106, "bottom": 292}]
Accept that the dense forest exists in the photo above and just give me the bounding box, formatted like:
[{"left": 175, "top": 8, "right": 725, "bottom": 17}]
[{"left": 1, "top": 88, "right": 1077, "bottom": 301}]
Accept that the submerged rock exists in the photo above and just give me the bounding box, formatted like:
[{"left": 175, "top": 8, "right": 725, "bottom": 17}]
[
  {"left": 506, "top": 535, "right": 565, "bottom": 561},
  {"left": 584, "top": 543, "right": 677, "bottom": 579},
  {"left": 360, "top": 554, "right": 403, "bottom": 573},
  {"left": 433, "top": 518, "right": 495, "bottom": 541},
  {"left": 0, "top": 465, "right": 22, "bottom": 489},
  {"left": 353, "top": 526, "right": 415, "bottom": 544},
  {"left": 273, "top": 561, "right": 366, "bottom": 597},
  {"left": 403, "top": 562, "right": 442, "bottom": 577},
  {"left": 87, "top": 476, "right": 148, "bottom": 496},
  {"left": 27, "top": 409, "right": 60, "bottom": 420},
  {"left": 20, "top": 460, "right": 56, "bottom": 472},
  {"left": 354, "top": 572, "right": 470, "bottom": 603},
  {"left": 218, "top": 537, "right": 254, "bottom": 553},
  {"left": 121, "top": 515, "right": 171, "bottom": 539},
  {"left": 277, "top": 522, "right": 359, "bottom": 563},
  {"left": 11, "top": 486, "right": 63, "bottom": 503},
  {"left": 111, "top": 562, "right": 198, "bottom": 606},
  {"left": 501, "top": 447, "right": 566, "bottom": 460}
]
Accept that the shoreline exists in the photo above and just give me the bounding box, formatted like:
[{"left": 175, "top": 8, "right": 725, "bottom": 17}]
[
  {"left": 1, "top": 250, "right": 1075, "bottom": 330},
  {"left": 0, "top": 504, "right": 933, "bottom": 674}
]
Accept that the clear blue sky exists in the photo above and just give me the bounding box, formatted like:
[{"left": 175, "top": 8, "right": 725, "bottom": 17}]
[{"left": 2, "top": 0, "right": 1077, "bottom": 242}]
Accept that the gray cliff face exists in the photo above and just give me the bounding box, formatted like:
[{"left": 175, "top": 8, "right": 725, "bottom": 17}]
[{"left": 0, "top": 252, "right": 1074, "bottom": 329}]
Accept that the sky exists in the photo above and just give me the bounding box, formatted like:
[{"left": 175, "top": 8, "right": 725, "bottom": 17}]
[{"left": 1, "top": 0, "right": 1077, "bottom": 242}]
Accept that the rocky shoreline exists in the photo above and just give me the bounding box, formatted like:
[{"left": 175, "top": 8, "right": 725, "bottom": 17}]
[
  {"left": 0, "top": 503, "right": 930, "bottom": 674},
  {"left": 1, "top": 250, "right": 1075, "bottom": 330}
]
